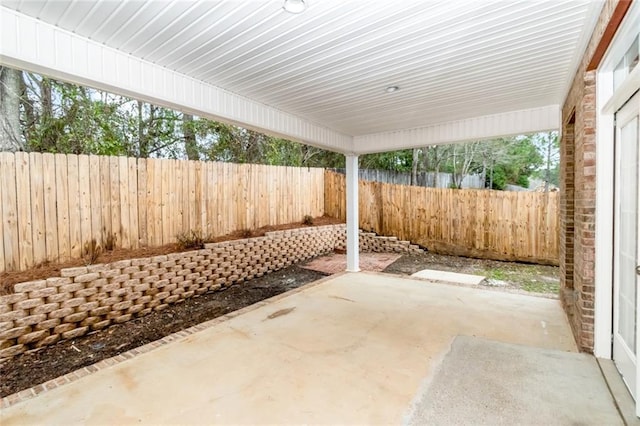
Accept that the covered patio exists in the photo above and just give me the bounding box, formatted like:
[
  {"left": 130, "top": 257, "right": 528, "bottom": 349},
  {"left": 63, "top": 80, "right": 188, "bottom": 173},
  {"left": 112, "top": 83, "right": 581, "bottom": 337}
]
[
  {"left": 2, "top": 0, "right": 640, "bottom": 423},
  {"left": 0, "top": 272, "right": 621, "bottom": 424}
]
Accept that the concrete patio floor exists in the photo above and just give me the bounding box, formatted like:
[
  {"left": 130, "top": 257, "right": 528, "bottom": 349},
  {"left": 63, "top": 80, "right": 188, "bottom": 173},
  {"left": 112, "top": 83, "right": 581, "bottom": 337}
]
[{"left": 0, "top": 272, "right": 622, "bottom": 425}]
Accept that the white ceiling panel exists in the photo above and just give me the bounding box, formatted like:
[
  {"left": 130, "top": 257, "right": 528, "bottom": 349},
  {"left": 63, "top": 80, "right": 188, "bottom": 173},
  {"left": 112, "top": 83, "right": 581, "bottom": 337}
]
[
  {"left": 101, "top": 2, "right": 169, "bottom": 47},
  {"left": 1, "top": 0, "right": 603, "bottom": 140}
]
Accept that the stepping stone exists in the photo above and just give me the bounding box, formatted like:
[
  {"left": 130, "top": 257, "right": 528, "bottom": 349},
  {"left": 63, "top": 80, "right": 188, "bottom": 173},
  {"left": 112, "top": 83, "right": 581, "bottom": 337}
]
[
  {"left": 301, "top": 253, "right": 401, "bottom": 275},
  {"left": 411, "top": 269, "right": 485, "bottom": 285}
]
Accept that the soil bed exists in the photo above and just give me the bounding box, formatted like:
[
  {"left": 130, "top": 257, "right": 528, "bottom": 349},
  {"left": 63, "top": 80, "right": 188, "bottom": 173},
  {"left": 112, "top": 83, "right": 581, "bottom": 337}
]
[{"left": 0, "top": 265, "right": 326, "bottom": 398}]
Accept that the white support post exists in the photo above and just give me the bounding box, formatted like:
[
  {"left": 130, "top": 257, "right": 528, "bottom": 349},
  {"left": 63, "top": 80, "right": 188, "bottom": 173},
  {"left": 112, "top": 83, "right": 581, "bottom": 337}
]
[{"left": 345, "top": 154, "right": 360, "bottom": 272}]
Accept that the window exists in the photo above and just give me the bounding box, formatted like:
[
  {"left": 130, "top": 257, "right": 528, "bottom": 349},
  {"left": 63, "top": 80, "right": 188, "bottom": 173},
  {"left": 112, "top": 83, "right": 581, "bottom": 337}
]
[{"left": 614, "top": 34, "right": 639, "bottom": 90}]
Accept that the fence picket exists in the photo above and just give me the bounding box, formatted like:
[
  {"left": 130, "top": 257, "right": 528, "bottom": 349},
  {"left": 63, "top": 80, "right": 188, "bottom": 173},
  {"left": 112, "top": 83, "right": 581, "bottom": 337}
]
[
  {"left": 78, "top": 155, "right": 92, "bottom": 251},
  {"left": 128, "top": 157, "right": 139, "bottom": 249},
  {"left": 55, "top": 154, "right": 69, "bottom": 262},
  {"left": 89, "top": 156, "right": 102, "bottom": 247},
  {"left": 1, "top": 153, "right": 19, "bottom": 270},
  {"left": 118, "top": 156, "right": 130, "bottom": 248},
  {"left": 137, "top": 158, "right": 148, "bottom": 247},
  {"left": 109, "top": 157, "right": 121, "bottom": 249},
  {"left": 99, "top": 156, "right": 112, "bottom": 245},
  {"left": 15, "top": 153, "right": 33, "bottom": 270},
  {"left": 67, "top": 154, "right": 82, "bottom": 259},
  {"left": 29, "top": 152, "right": 46, "bottom": 266},
  {"left": 187, "top": 160, "right": 196, "bottom": 232},
  {"left": 146, "top": 159, "right": 157, "bottom": 246}
]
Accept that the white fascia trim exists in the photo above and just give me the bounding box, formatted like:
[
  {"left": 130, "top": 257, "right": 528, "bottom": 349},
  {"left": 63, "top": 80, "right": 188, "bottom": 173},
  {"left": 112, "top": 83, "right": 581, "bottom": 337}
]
[
  {"left": 0, "top": 7, "right": 353, "bottom": 153},
  {"left": 594, "top": 67, "right": 614, "bottom": 360},
  {"left": 352, "top": 105, "right": 560, "bottom": 154}
]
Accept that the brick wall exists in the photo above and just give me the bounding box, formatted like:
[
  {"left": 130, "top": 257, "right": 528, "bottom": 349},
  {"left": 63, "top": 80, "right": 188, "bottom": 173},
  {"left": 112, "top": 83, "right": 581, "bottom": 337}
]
[
  {"left": 0, "top": 225, "right": 421, "bottom": 361},
  {"left": 340, "top": 231, "right": 422, "bottom": 253},
  {"left": 560, "top": 0, "right": 618, "bottom": 352}
]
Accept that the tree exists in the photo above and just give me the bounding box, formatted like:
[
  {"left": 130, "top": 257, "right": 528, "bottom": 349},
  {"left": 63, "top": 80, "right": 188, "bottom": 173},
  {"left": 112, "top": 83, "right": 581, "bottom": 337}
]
[
  {"left": 532, "top": 132, "right": 559, "bottom": 191},
  {"left": 354, "top": 137, "right": 543, "bottom": 191},
  {"left": 411, "top": 148, "right": 420, "bottom": 185},
  {"left": 476, "top": 136, "right": 543, "bottom": 190},
  {"left": 360, "top": 150, "right": 413, "bottom": 171},
  {"left": 182, "top": 113, "right": 198, "bottom": 160},
  {"left": 422, "top": 145, "right": 448, "bottom": 187},
  {"left": 0, "top": 66, "right": 24, "bottom": 151},
  {"left": 263, "top": 138, "right": 344, "bottom": 168},
  {"left": 3, "top": 66, "right": 550, "bottom": 179},
  {"left": 449, "top": 142, "right": 482, "bottom": 189},
  {"left": 20, "top": 74, "right": 132, "bottom": 155}
]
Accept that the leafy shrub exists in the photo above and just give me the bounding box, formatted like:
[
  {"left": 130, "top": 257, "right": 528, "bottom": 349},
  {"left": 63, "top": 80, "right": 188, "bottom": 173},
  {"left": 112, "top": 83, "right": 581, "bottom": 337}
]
[
  {"left": 176, "top": 230, "right": 208, "bottom": 250},
  {"left": 82, "top": 239, "right": 102, "bottom": 265}
]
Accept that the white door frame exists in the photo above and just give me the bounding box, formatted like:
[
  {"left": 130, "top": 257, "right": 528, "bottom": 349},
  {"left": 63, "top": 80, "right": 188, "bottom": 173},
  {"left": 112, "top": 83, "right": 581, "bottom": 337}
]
[
  {"left": 594, "top": 1, "right": 640, "bottom": 360},
  {"left": 612, "top": 92, "right": 640, "bottom": 403}
]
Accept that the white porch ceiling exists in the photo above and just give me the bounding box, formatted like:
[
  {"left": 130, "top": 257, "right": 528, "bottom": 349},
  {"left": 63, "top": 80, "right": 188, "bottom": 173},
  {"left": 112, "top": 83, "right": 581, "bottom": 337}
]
[{"left": 0, "top": 0, "right": 603, "bottom": 154}]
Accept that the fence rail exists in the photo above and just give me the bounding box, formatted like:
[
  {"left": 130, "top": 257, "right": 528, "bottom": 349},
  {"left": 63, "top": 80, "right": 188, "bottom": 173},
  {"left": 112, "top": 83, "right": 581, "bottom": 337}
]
[
  {"left": 331, "top": 168, "right": 485, "bottom": 189},
  {"left": 324, "top": 171, "right": 559, "bottom": 265},
  {"left": 0, "top": 152, "right": 324, "bottom": 273}
]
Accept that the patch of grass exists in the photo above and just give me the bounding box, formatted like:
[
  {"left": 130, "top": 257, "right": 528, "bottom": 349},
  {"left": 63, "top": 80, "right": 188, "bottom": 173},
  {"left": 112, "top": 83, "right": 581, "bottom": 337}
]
[
  {"left": 481, "top": 264, "right": 560, "bottom": 295},
  {"left": 521, "top": 281, "right": 560, "bottom": 294},
  {"left": 484, "top": 268, "right": 508, "bottom": 281}
]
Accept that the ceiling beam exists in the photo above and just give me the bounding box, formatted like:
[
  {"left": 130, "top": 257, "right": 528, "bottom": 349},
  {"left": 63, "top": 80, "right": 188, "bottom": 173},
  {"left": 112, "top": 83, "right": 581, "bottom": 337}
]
[
  {"left": 587, "top": 0, "right": 633, "bottom": 71},
  {"left": 352, "top": 105, "right": 560, "bottom": 154}
]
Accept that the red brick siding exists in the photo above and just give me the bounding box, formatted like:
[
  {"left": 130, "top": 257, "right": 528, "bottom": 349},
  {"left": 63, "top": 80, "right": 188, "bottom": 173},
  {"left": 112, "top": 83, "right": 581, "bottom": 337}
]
[
  {"left": 560, "top": 115, "right": 575, "bottom": 299},
  {"left": 560, "top": 0, "right": 619, "bottom": 352}
]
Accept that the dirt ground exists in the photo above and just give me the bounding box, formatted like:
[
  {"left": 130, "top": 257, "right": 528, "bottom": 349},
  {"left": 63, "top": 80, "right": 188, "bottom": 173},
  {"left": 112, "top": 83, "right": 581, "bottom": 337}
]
[
  {"left": 383, "top": 252, "right": 560, "bottom": 294},
  {"left": 1, "top": 250, "right": 558, "bottom": 398}
]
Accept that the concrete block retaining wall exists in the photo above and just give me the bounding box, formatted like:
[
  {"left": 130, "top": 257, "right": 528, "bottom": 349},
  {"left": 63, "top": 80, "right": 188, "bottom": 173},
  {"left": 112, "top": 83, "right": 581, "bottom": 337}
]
[{"left": 0, "top": 225, "right": 422, "bottom": 361}]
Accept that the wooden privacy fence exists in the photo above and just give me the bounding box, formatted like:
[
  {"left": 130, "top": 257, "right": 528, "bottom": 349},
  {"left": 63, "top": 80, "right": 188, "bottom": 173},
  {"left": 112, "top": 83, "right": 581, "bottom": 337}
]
[
  {"left": 324, "top": 171, "right": 559, "bottom": 265},
  {"left": 0, "top": 152, "right": 325, "bottom": 273}
]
